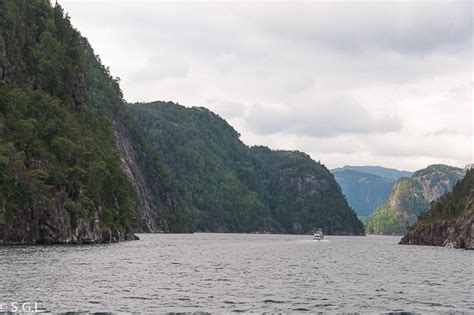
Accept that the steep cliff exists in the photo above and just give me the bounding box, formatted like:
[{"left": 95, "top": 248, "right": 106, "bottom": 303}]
[
  {"left": 399, "top": 169, "right": 473, "bottom": 249},
  {"left": 366, "top": 164, "right": 464, "bottom": 235},
  {"left": 127, "top": 102, "right": 365, "bottom": 235},
  {"left": 80, "top": 30, "right": 193, "bottom": 233}
]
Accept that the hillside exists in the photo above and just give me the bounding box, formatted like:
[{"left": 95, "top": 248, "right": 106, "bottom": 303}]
[
  {"left": 127, "top": 102, "right": 365, "bottom": 235},
  {"left": 400, "top": 169, "right": 473, "bottom": 249},
  {"left": 332, "top": 169, "right": 397, "bottom": 217},
  {"left": 0, "top": 0, "right": 191, "bottom": 244},
  {"left": 366, "top": 164, "right": 464, "bottom": 235}
]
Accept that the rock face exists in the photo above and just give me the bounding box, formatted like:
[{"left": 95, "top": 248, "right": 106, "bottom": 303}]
[
  {"left": 112, "top": 118, "right": 158, "bottom": 233},
  {"left": 112, "top": 117, "right": 191, "bottom": 233},
  {"left": 366, "top": 165, "right": 464, "bottom": 235},
  {"left": 72, "top": 71, "right": 86, "bottom": 110},
  {"left": 0, "top": 34, "right": 14, "bottom": 83},
  {"left": 400, "top": 169, "right": 474, "bottom": 249},
  {"left": 0, "top": 189, "right": 137, "bottom": 245}
]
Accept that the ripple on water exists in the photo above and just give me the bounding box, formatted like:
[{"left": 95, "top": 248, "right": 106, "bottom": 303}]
[{"left": 0, "top": 234, "right": 472, "bottom": 313}]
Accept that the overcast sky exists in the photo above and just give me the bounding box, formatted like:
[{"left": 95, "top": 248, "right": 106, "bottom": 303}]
[{"left": 60, "top": 0, "right": 473, "bottom": 171}]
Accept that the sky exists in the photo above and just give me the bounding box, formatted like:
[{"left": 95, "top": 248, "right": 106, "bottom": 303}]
[{"left": 59, "top": 0, "right": 473, "bottom": 171}]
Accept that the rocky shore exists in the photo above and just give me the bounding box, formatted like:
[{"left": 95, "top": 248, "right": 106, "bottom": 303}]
[{"left": 399, "top": 210, "right": 473, "bottom": 249}]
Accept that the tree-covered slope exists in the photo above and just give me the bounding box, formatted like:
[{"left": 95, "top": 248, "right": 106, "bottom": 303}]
[
  {"left": 0, "top": 0, "right": 191, "bottom": 244},
  {"left": 0, "top": 0, "right": 137, "bottom": 243},
  {"left": 400, "top": 169, "right": 473, "bottom": 249},
  {"left": 366, "top": 164, "right": 464, "bottom": 235},
  {"left": 250, "top": 147, "right": 364, "bottom": 235},
  {"left": 127, "top": 102, "right": 365, "bottom": 235},
  {"left": 332, "top": 169, "right": 395, "bottom": 218}
]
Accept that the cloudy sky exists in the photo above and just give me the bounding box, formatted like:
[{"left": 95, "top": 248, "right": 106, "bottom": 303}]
[{"left": 60, "top": 0, "right": 473, "bottom": 171}]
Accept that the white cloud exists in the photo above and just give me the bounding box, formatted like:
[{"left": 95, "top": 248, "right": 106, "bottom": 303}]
[{"left": 59, "top": 0, "right": 473, "bottom": 171}]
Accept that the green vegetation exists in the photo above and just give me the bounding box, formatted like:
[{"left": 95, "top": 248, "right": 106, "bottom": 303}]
[
  {"left": 127, "top": 102, "right": 365, "bottom": 235},
  {"left": 0, "top": 0, "right": 136, "bottom": 236},
  {"left": 364, "top": 201, "right": 403, "bottom": 235},
  {"left": 365, "top": 165, "right": 464, "bottom": 235}
]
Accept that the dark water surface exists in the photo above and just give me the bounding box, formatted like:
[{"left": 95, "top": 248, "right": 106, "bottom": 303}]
[{"left": 0, "top": 233, "right": 473, "bottom": 313}]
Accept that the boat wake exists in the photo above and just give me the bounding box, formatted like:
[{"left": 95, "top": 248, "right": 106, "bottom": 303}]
[{"left": 298, "top": 239, "right": 330, "bottom": 243}]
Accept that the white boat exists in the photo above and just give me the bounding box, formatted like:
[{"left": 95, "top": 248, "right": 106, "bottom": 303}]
[{"left": 313, "top": 229, "right": 324, "bottom": 240}]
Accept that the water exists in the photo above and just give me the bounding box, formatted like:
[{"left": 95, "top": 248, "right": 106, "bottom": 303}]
[{"left": 0, "top": 233, "right": 473, "bottom": 313}]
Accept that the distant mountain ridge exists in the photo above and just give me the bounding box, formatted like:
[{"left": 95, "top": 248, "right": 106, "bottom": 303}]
[
  {"left": 331, "top": 166, "right": 412, "bottom": 217},
  {"left": 332, "top": 166, "right": 412, "bottom": 180},
  {"left": 366, "top": 164, "right": 464, "bottom": 235}
]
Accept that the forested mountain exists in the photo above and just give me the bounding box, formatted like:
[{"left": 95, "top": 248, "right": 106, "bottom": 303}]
[
  {"left": 0, "top": 0, "right": 191, "bottom": 244},
  {"left": 400, "top": 169, "right": 473, "bottom": 249},
  {"left": 332, "top": 166, "right": 412, "bottom": 181},
  {"left": 0, "top": 0, "right": 364, "bottom": 243},
  {"left": 332, "top": 169, "right": 397, "bottom": 218},
  {"left": 366, "top": 164, "right": 464, "bottom": 235},
  {"left": 127, "top": 102, "right": 365, "bottom": 235}
]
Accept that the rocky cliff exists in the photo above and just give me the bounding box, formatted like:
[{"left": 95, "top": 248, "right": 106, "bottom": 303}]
[
  {"left": 111, "top": 116, "right": 192, "bottom": 233},
  {"left": 366, "top": 164, "right": 464, "bottom": 235},
  {"left": 399, "top": 169, "right": 473, "bottom": 249},
  {"left": 0, "top": 34, "right": 14, "bottom": 83},
  {"left": 80, "top": 30, "right": 193, "bottom": 234}
]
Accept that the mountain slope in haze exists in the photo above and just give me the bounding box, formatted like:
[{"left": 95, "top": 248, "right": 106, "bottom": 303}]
[
  {"left": 332, "top": 166, "right": 412, "bottom": 181},
  {"left": 400, "top": 168, "right": 473, "bottom": 249},
  {"left": 332, "top": 169, "right": 396, "bottom": 217},
  {"left": 366, "top": 164, "right": 464, "bottom": 235},
  {"left": 127, "top": 102, "right": 365, "bottom": 235},
  {"left": 0, "top": 0, "right": 191, "bottom": 244}
]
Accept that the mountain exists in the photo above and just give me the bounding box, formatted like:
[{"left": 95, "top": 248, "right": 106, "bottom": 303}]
[
  {"left": 127, "top": 102, "right": 365, "bottom": 235},
  {"left": 0, "top": 1, "right": 364, "bottom": 243},
  {"left": 0, "top": 0, "right": 191, "bottom": 244},
  {"left": 332, "top": 169, "right": 397, "bottom": 217},
  {"left": 332, "top": 166, "right": 412, "bottom": 181},
  {"left": 399, "top": 169, "right": 473, "bottom": 249},
  {"left": 366, "top": 164, "right": 464, "bottom": 235}
]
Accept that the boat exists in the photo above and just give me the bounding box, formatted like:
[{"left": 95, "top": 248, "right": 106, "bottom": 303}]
[{"left": 313, "top": 228, "right": 324, "bottom": 240}]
